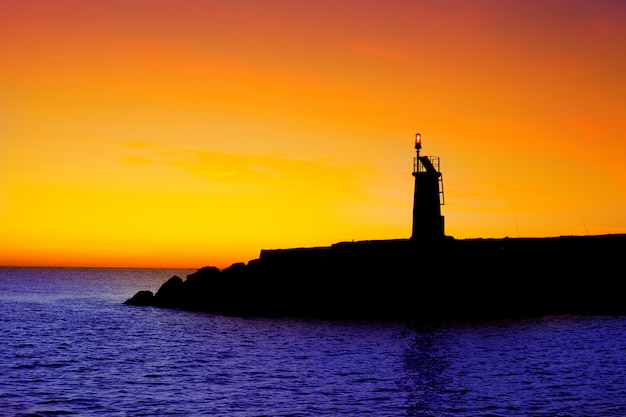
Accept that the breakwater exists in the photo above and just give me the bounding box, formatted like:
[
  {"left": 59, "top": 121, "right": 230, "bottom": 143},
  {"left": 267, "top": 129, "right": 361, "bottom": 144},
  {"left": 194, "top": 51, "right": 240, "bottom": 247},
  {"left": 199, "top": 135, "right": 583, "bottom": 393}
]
[{"left": 125, "top": 234, "right": 626, "bottom": 321}]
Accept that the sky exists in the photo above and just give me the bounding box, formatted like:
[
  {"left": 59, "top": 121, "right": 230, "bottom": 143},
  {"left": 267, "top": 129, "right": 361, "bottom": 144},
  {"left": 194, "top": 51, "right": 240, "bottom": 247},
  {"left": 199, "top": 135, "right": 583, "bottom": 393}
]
[{"left": 1, "top": 0, "right": 625, "bottom": 269}]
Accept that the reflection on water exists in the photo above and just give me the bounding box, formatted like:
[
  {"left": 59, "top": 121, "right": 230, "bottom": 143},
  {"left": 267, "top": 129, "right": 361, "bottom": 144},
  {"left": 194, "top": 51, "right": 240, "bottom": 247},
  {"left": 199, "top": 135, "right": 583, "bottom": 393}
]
[
  {"left": 401, "top": 316, "right": 626, "bottom": 416},
  {"left": 401, "top": 324, "right": 459, "bottom": 416}
]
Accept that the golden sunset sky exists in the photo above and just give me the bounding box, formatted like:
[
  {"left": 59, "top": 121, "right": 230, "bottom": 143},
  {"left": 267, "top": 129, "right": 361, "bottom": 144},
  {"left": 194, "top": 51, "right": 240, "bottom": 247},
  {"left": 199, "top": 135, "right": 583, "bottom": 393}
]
[{"left": 1, "top": 0, "right": 625, "bottom": 268}]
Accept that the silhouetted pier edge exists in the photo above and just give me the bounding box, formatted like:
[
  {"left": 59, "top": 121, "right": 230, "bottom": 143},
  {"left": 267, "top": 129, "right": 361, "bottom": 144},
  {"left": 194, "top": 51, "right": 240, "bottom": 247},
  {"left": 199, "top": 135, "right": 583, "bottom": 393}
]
[{"left": 125, "top": 233, "right": 626, "bottom": 322}]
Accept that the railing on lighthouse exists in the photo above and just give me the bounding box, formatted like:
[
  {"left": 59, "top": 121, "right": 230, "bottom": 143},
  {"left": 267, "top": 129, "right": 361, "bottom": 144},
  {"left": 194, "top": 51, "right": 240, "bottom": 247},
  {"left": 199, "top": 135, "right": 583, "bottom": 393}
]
[{"left": 411, "top": 133, "right": 445, "bottom": 240}]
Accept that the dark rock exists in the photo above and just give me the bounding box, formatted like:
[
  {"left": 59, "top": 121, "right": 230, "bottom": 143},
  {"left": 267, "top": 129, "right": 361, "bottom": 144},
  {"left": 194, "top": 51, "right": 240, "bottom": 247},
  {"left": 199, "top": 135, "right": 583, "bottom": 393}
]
[
  {"left": 124, "top": 290, "right": 154, "bottom": 306},
  {"left": 153, "top": 275, "right": 184, "bottom": 308},
  {"left": 186, "top": 266, "right": 221, "bottom": 282},
  {"left": 221, "top": 262, "right": 247, "bottom": 278},
  {"left": 181, "top": 266, "right": 223, "bottom": 311}
]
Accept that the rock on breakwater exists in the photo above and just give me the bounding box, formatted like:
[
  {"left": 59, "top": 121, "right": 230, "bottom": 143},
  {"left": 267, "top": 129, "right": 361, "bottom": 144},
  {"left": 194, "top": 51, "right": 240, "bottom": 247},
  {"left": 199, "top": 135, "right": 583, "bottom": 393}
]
[{"left": 125, "top": 234, "right": 626, "bottom": 321}]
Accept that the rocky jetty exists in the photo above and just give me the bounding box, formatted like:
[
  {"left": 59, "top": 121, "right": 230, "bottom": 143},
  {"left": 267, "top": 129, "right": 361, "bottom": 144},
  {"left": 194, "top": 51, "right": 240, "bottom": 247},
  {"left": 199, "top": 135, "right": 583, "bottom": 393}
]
[{"left": 125, "top": 234, "right": 626, "bottom": 321}]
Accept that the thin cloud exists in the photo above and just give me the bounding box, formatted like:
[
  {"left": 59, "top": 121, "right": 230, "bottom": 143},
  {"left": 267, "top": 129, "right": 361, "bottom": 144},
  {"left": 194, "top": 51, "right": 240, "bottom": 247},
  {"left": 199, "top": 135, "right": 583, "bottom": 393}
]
[
  {"left": 121, "top": 148, "right": 373, "bottom": 199},
  {"left": 119, "top": 140, "right": 159, "bottom": 148}
]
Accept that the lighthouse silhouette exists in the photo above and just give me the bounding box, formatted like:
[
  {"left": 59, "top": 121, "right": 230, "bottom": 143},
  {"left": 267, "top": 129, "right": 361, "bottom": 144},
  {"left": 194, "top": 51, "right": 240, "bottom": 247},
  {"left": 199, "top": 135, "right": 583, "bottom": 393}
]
[{"left": 411, "top": 133, "right": 445, "bottom": 240}]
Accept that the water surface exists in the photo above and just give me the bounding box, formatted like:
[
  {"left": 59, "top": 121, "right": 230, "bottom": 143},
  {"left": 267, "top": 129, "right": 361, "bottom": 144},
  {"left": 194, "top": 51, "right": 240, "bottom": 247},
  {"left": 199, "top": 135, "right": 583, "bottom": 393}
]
[{"left": 1, "top": 267, "right": 625, "bottom": 416}]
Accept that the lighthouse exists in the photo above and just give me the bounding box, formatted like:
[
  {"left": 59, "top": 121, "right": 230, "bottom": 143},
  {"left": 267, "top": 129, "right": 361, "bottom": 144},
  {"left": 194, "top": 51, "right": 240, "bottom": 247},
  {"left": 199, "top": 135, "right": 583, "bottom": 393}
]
[{"left": 411, "top": 133, "right": 445, "bottom": 240}]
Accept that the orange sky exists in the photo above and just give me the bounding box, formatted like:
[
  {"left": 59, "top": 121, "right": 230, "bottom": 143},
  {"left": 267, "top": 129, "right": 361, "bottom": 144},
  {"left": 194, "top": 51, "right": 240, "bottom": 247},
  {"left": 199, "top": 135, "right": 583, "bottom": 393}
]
[{"left": 1, "top": 0, "right": 625, "bottom": 268}]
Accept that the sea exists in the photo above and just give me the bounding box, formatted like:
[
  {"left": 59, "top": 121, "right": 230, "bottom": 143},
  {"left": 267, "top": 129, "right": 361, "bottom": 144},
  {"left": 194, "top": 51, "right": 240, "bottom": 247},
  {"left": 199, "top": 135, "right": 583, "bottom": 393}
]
[{"left": 1, "top": 267, "right": 626, "bottom": 417}]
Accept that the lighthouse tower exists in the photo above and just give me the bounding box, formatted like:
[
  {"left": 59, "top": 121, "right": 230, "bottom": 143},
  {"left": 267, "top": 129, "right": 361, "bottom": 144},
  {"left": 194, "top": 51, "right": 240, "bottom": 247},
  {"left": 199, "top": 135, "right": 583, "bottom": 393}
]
[{"left": 411, "top": 133, "right": 445, "bottom": 240}]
